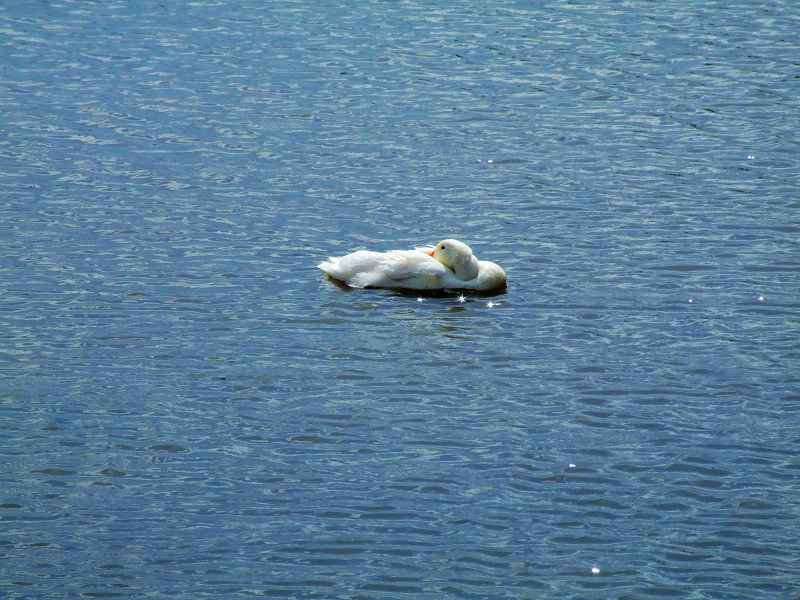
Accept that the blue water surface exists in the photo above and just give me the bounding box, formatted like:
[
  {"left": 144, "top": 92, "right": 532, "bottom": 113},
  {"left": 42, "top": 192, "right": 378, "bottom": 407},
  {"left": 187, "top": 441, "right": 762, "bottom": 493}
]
[{"left": 2, "top": 1, "right": 799, "bottom": 599}]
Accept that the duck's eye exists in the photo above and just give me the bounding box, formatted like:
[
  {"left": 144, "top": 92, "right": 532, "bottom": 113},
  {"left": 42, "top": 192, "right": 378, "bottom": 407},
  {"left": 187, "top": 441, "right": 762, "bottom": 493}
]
[{"left": 441, "top": 245, "right": 446, "bottom": 250}]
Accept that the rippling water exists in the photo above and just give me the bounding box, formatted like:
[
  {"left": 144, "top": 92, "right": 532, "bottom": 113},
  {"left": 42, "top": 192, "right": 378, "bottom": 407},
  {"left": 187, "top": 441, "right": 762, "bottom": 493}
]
[{"left": 2, "top": 1, "right": 799, "bottom": 598}]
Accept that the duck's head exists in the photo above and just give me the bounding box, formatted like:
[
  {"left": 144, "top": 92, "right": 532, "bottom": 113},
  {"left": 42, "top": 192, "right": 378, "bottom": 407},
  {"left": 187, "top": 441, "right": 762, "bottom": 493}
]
[{"left": 428, "top": 239, "right": 479, "bottom": 280}]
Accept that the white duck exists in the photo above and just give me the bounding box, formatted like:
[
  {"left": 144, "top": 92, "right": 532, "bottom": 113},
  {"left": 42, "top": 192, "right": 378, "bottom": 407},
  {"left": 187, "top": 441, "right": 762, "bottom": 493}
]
[{"left": 318, "top": 239, "right": 506, "bottom": 291}]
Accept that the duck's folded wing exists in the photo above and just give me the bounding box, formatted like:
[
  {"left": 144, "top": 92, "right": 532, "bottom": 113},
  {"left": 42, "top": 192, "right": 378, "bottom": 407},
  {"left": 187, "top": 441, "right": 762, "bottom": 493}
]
[{"left": 381, "top": 250, "right": 447, "bottom": 281}]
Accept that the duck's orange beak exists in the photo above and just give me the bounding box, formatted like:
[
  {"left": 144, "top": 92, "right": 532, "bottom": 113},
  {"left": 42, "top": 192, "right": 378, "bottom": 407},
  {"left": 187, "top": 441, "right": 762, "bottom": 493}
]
[{"left": 427, "top": 250, "right": 435, "bottom": 257}]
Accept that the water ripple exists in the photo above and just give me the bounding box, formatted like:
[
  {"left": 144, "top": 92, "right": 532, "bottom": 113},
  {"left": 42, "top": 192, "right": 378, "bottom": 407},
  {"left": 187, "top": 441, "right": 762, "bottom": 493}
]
[{"left": 3, "top": 1, "right": 799, "bottom": 599}]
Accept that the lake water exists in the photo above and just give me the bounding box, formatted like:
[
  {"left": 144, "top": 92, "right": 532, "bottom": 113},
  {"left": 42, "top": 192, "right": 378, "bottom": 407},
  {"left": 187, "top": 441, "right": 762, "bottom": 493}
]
[{"left": 2, "top": 1, "right": 799, "bottom": 598}]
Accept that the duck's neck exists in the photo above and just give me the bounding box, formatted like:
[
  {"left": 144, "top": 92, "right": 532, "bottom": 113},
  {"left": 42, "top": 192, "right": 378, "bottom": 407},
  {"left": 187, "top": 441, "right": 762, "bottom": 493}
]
[{"left": 453, "top": 255, "right": 480, "bottom": 280}]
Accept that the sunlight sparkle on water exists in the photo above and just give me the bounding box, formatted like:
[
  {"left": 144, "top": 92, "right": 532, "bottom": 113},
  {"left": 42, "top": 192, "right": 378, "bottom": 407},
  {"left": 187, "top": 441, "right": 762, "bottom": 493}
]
[
  {"left": 458, "top": 294, "right": 466, "bottom": 303},
  {"left": 592, "top": 567, "right": 600, "bottom": 574},
  {"left": 487, "top": 301, "right": 495, "bottom": 308},
  {"left": 417, "top": 297, "right": 423, "bottom": 303}
]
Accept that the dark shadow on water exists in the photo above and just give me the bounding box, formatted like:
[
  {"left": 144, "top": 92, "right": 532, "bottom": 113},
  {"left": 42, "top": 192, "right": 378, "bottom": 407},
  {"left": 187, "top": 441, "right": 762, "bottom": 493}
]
[
  {"left": 321, "top": 275, "right": 507, "bottom": 298},
  {"left": 387, "top": 286, "right": 508, "bottom": 299}
]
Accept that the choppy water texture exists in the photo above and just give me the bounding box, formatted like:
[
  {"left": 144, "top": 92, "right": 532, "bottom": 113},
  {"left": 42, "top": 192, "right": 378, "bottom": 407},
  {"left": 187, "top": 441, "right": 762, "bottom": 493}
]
[{"left": 2, "top": 1, "right": 799, "bottom": 598}]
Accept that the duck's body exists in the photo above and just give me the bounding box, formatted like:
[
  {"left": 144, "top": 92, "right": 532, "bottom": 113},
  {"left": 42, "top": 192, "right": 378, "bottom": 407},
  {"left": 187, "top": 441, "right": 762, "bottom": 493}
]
[{"left": 318, "top": 239, "right": 506, "bottom": 291}]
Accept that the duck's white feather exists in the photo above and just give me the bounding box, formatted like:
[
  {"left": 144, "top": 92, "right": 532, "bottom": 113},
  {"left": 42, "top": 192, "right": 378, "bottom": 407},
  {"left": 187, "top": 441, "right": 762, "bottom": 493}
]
[{"left": 380, "top": 250, "right": 449, "bottom": 280}]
